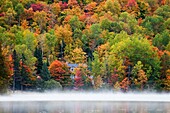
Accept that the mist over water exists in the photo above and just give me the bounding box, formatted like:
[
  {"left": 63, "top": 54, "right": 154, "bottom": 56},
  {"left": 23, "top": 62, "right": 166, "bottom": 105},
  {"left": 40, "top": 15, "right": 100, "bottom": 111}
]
[
  {"left": 0, "top": 101, "right": 170, "bottom": 113},
  {"left": 0, "top": 92, "right": 170, "bottom": 102},
  {"left": 0, "top": 92, "right": 170, "bottom": 113}
]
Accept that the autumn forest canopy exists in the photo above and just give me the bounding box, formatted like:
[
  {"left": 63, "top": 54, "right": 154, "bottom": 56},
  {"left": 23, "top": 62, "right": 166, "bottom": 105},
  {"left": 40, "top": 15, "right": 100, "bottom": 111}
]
[{"left": 0, "top": 0, "right": 170, "bottom": 93}]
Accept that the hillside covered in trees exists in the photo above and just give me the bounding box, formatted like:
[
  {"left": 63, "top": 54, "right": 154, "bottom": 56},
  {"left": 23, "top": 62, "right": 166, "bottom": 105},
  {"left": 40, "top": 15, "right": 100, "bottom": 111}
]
[{"left": 0, "top": 0, "right": 170, "bottom": 93}]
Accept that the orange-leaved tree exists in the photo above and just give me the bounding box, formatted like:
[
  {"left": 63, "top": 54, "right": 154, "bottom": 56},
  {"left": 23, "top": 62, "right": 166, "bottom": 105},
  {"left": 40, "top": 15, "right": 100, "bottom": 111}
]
[
  {"left": 94, "top": 75, "right": 103, "bottom": 90},
  {"left": 49, "top": 60, "right": 71, "bottom": 89},
  {"left": 120, "top": 77, "right": 130, "bottom": 92}
]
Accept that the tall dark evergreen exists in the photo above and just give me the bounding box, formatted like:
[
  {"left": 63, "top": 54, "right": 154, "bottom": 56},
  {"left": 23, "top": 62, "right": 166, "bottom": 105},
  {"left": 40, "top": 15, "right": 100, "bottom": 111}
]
[
  {"left": 12, "top": 50, "right": 21, "bottom": 90},
  {"left": 36, "top": 62, "right": 51, "bottom": 91},
  {"left": 20, "top": 54, "right": 31, "bottom": 90},
  {"left": 34, "top": 45, "right": 43, "bottom": 75},
  {"left": 46, "top": 58, "right": 50, "bottom": 67},
  {"left": 0, "top": 43, "right": 10, "bottom": 93},
  {"left": 40, "top": 62, "right": 51, "bottom": 81}
]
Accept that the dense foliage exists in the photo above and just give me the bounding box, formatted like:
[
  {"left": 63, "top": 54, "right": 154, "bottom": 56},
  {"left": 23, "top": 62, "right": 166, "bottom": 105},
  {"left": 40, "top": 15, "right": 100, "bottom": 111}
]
[{"left": 0, "top": 0, "right": 170, "bottom": 93}]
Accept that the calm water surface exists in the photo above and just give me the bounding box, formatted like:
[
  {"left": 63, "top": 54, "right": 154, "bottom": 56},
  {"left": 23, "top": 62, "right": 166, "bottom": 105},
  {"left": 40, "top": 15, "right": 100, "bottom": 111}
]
[{"left": 0, "top": 101, "right": 170, "bottom": 113}]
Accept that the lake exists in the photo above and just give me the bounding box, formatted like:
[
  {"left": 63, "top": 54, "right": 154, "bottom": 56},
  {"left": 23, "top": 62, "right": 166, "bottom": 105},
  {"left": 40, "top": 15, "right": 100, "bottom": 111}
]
[
  {"left": 0, "top": 101, "right": 170, "bottom": 113},
  {"left": 0, "top": 92, "right": 170, "bottom": 113}
]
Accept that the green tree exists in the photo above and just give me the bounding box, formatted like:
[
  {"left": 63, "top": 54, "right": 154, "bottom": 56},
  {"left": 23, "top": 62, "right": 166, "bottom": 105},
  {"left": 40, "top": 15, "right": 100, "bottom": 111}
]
[
  {"left": 142, "top": 15, "right": 165, "bottom": 36},
  {"left": 15, "top": 3, "right": 24, "bottom": 25},
  {"left": 164, "top": 18, "right": 170, "bottom": 31},
  {"left": 20, "top": 54, "right": 35, "bottom": 90},
  {"left": 11, "top": 0, "right": 20, "bottom": 7},
  {"left": 34, "top": 45, "right": 43, "bottom": 75},
  {"left": 154, "top": 5, "right": 170, "bottom": 19},
  {"left": 69, "top": 16, "right": 84, "bottom": 31},
  {"left": 12, "top": 50, "right": 20, "bottom": 91},
  {"left": 153, "top": 30, "right": 170, "bottom": 50},
  {"left": 45, "top": 29, "right": 57, "bottom": 56},
  {"left": 14, "top": 30, "right": 24, "bottom": 45},
  {"left": 100, "top": 19, "right": 111, "bottom": 31},
  {"left": 23, "top": 29, "right": 37, "bottom": 53},
  {"left": 109, "top": 32, "right": 161, "bottom": 88},
  {"left": 40, "top": 62, "right": 51, "bottom": 81},
  {"left": 36, "top": 62, "right": 51, "bottom": 91},
  {"left": 119, "top": 12, "right": 138, "bottom": 34},
  {"left": 92, "top": 52, "right": 101, "bottom": 77},
  {"left": 15, "top": 44, "right": 37, "bottom": 72},
  {"left": 89, "top": 24, "right": 103, "bottom": 52},
  {"left": 44, "top": 79, "right": 62, "bottom": 90}
]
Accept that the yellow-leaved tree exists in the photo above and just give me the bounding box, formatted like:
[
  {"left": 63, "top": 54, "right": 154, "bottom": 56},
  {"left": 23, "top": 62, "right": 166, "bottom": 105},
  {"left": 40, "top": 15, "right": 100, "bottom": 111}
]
[
  {"left": 55, "top": 24, "right": 73, "bottom": 45},
  {"left": 65, "top": 47, "right": 86, "bottom": 63},
  {"left": 33, "top": 11, "right": 47, "bottom": 32}
]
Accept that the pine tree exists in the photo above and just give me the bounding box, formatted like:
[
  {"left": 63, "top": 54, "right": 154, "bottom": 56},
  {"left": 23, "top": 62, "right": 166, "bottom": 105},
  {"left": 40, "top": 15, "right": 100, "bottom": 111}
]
[
  {"left": 20, "top": 54, "right": 31, "bottom": 90},
  {"left": 34, "top": 45, "right": 43, "bottom": 75},
  {"left": 12, "top": 50, "right": 20, "bottom": 90},
  {"left": 36, "top": 62, "right": 51, "bottom": 91},
  {"left": 40, "top": 62, "right": 51, "bottom": 81},
  {"left": 0, "top": 43, "right": 10, "bottom": 94}
]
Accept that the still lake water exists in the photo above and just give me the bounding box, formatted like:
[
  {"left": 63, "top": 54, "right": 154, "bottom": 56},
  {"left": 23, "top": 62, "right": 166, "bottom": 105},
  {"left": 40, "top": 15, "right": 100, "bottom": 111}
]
[
  {"left": 0, "top": 93, "right": 170, "bottom": 113},
  {"left": 0, "top": 101, "right": 170, "bottom": 113}
]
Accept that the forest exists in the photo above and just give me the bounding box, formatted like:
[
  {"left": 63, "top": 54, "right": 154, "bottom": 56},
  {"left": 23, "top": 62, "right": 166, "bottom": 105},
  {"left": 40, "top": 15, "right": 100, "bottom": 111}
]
[{"left": 0, "top": 0, "right": 170, "bottom": 93}]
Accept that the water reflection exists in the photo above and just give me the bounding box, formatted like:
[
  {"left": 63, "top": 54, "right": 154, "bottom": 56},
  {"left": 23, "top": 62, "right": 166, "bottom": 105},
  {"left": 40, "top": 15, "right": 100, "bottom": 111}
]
[{"left": 0, "top": 101, "right": 169, "bottom": 113}]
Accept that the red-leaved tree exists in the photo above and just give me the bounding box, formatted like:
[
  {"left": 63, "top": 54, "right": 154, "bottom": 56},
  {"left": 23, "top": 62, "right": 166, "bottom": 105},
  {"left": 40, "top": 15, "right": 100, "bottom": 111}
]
[
  {"left": 31, "top": 3, "right": 44, "bottom": 12},
  {"left": 108, "top": 68, "right": 119, "bottom": 87},
  {"left": 127, "top": 0, "right": 137, "bottom": 7},
  {"left": 59, "top": 1, "right": 68, "bottom": 10},
  {"left": 74, "top": 69, "right": 84, "bottom": 90}
]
